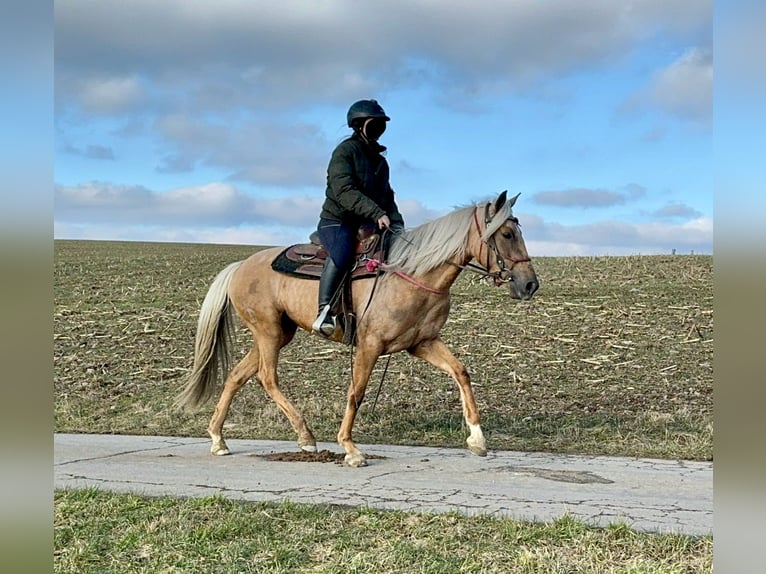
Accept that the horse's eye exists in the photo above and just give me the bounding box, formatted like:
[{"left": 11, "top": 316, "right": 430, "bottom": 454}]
[{"left": 502, "top": 231, "right": 514, "bottom": 240}]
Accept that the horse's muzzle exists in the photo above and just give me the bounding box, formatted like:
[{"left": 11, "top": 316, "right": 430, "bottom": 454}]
[{"left": 509, "top": 275, "right": 539, "bottom": 300}]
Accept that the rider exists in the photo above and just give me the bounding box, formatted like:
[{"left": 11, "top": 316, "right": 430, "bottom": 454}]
[{"left": 312, "top": 99, "right": 405, "bottom": 337}]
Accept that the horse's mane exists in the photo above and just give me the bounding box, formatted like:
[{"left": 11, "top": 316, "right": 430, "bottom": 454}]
[{"left": 386, "top": 199, "right": 514, "bottom": 276}]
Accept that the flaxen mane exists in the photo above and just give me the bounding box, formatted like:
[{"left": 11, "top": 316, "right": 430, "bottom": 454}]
[{"left": 386, "top": 200, "right": 514, "bottom": 276}]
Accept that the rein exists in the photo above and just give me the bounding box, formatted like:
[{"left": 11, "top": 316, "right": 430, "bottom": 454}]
[
  {"left": 363, "top": 255, "right": 448, "bottom": 295},
  {"left": 390, "top": 270, "right": 446, "bottom": 294}
]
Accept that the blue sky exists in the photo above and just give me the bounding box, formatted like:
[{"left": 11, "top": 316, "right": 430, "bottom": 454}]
[{"left": 54, "top": 0, "right": 713, "bottom": 255}]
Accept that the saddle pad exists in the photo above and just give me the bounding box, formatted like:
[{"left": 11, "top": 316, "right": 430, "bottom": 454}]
[{"left": 271, "top": 244, "right": 381, "bottom": 281}]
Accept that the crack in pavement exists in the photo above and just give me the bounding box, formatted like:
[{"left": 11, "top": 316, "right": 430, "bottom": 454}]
[{"left": 55, "top": 438, "right": 209, "bottom": 466}]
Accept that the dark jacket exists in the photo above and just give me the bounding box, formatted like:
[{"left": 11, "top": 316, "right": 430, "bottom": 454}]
[{"left": 319, "top": 134, "right": 404, "bottom": 228}]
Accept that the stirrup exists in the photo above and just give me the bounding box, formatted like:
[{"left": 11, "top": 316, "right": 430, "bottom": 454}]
[{"left": 311, "top": 305, "right": 335, "bottom": 337}]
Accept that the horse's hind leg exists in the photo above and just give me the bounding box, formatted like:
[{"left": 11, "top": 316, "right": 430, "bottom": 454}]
[
  {"left": 257, "top": 336, "right": 317, "bottom": 452},
  {"left": 208, "top": 347, "right": 259, "bottom": 456},
  {"left": 409, "top": 337, "right": 487, "bottom": 456}
]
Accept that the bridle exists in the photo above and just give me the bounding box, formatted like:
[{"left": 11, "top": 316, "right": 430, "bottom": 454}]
[
  {"left": 469, "top": 203, "right": 531, "bottom": 284},
  {"left": 363, "top": 202, "right": 532, "bottom": 294}
]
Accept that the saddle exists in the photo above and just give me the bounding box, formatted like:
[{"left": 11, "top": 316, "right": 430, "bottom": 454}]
[
  {"left": 270, "top": 224, "right": 384, "bottom": 281},
  {"left": 270, "top": 224, "right": 387, "bottom": 345}
]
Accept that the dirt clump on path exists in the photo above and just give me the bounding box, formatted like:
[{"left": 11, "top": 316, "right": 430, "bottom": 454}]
[{"left": 253, "top": 450, "right": 386, "bottom": 464}]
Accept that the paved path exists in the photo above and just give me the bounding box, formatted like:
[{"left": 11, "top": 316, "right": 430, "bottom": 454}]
[{"left": 54, "top": 433, "right": 712, "bottom": 536}]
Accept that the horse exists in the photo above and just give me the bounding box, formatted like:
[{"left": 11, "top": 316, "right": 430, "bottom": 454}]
[{"left": 176, "top": 190, "right": 539, "bottom": 467}]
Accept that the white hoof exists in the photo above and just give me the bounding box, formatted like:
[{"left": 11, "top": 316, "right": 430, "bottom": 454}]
[
  {"left": 467, "top": 442, "right": 487, "bottom": 457},
  {"left": 467, "top": 424, "right": 487, "bottom": 456},
  {"left": 300, "top": 444, "right": 317, "bottom": 453},
  {"left": 344, "top": 453, "right": 367, "bottom": 467},
  {"left": 211, "top": 443, "right": 231, "bottom": 456}
]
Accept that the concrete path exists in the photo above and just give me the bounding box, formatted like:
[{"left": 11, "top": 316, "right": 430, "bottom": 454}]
[{"left": 54, "top": 433, "right": 712, "bottom": 536}]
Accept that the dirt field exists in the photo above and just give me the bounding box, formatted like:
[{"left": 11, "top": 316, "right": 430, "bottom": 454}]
[{"left": 54, "top": 240, "right": 712, "bottom": 460}]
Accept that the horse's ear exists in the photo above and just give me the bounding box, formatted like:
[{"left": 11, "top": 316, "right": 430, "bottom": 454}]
[
  {"left": 494, "top": 190, "right": 508, "bottom": 213},
  {"left": 508, "top": 192, "right": 520, "bottom": 208}
]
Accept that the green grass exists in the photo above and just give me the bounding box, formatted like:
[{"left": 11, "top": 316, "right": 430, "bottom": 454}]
[{"left": 55, "top": 489, "right": 712, "bottom": 573}]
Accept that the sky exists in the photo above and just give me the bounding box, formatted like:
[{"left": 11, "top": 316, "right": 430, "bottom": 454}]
[{"left": 53, "top": 0, "right": 713, "bottom": 256}]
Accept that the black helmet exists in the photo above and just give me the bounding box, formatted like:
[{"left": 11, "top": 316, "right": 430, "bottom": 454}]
[{"left": 347, "top": 99, "right": 390, "bottom": 127}]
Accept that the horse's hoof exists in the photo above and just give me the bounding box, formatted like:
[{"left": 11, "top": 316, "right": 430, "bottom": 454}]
[
  {"left": 211, "top": 445, "right": 231, "bottom": 456},
  {"left": 300, "top": 443, "right": 317, "bottom": 453},
  {"left": 344, "top": 453, "right": 367, "bottom": 467},
  {"left": 467, "top": 442, "right": 487, "bottom": 457}
]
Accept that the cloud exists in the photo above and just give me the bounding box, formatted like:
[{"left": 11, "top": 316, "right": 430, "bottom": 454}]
[
  {"left": 54, "top": 180, "right": 442, "bottom": 236},
  {"left": 55, "top": 1, "right": 711, "bottom": 114},
  {"left": 397, "top": 199, "right": 446, "bottom": 228},
  {"left": 54, "top": 2, "right": 712, "bottom": 192},
  {"left": 55, "top": 181, "right": 322, "bottom": 227},
  {"left": 84, "top": 145, "right": 115, "bottom": 160},
  {"left": 651, "top": 202, "right": 702, "bottom": 219},
  {"left": 154, "top": 114, "right": 330, "bottom": 186},
  {"left": 54, "top": 221, "right": 301, "bottom": 248},
  {"left": 521, "top": 213, "right": 712, "bottom": 255},
  {"left": 52, "top": 2, "right": 713, "bottom": 256},
  {"left": 531, "top": 185, "right": 646, "bottom": 208},
  {"left": 156, "top": 154, "right": 195, "bottom": 174},
  {"left": 61, "top": 142, "right": 115, "bottom": 160},
  {"left": 54, "top": 201, "right": 713, "bottom": 256},
  {"left": 76, "top": 75, "right": 144, "bottom": 115},
  {"left": 621, "top": 47, "right": 712, "bottom": 124},
  {"left": 648, "top": 47, "right": 712, "bottom": 122}
]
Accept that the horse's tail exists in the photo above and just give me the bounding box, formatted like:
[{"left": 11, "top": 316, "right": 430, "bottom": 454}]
[{"left": 175, "top": 261, "right": 243, "bottom": 411}]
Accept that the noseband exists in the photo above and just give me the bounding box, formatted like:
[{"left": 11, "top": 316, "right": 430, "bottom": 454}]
[{"left": 472, "top": 203, "right": 531, "bottom": 283}]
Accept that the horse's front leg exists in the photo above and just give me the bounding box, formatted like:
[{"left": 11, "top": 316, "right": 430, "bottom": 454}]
[
  {"left": 337, "top": 346, "right": 379, "bottom": 467},
  {"left": 409, "top": 337, "right": 487, "bottom": 456}
]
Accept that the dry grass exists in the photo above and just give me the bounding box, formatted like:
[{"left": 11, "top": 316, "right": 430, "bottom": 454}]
[{"left": 54, "top": 240, "right": 712, "bottom": 460}]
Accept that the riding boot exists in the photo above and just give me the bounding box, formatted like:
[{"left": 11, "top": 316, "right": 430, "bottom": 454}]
[{"left": 312, "top": 256, "right": 345, "bottom": 337}]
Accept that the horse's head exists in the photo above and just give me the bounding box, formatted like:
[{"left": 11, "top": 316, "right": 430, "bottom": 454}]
[{"left": 480, "top": 191, "right": 539, "bottom": 300}]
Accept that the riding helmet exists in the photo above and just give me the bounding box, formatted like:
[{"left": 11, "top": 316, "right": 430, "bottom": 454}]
[{"left": 346, "top": 99, "right": 390, "bottom": 127}]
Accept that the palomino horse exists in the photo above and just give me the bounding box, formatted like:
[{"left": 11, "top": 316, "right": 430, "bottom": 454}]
[{"left": 176, "top": 191, "right": 538, "bottom": 467}]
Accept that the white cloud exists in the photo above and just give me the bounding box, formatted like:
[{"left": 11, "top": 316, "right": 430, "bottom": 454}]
[
  {"left": 78, "top": 75, "right": 144, "bottom": 115},
  {"left": 649, "top": 47, "right": 712, "bottom": 122},
  {"left": 54, "top": 221, "right": 304, "bottom": 247},
  {"left": 397, "top": 198, "right": 446, "bottom": 228},
  {"left": 532, "top": 185, "right": 647, "bottom": 209},
  {"left": 54, "top": 180, "right": 713, "bottom": 255},
  {"left": 651, "top": 202, "right": 702, "bottom": 219},
  {"left": 154, "top": 114, "right": 330, "bottom": 186},
  {"left": 533, "top": 188, "right": 626, "bottom": 208},
  {"left": 521, "top": 213, "right": 712, "bottom": 255},
  {"left": 52, "top": 2, "right": 713, "bottom": 256},
  {"left": 55, "top": 181, "right": 320, "bottom": 227},
  {"left": 621, "top": 47, "right": 712, "bottom": 124},
  {"left": 54, "top": 180, "right": 444, "bottom": 238},
  {"left": 55, "top": 1, "right": 711, "bottom": 112}
]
